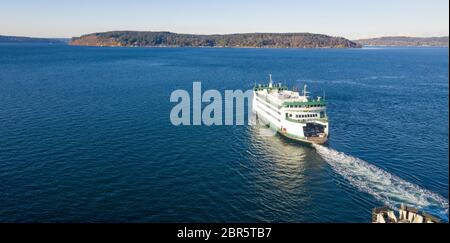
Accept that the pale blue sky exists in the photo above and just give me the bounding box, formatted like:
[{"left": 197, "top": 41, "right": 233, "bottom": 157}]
[{"left": 1, "top": 0, "right": 448, "bottom": 39}]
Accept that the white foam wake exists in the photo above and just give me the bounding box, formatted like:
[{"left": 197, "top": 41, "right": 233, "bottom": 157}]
[{"left": 314, "top": 145, "right": 449, "bottom": 220}]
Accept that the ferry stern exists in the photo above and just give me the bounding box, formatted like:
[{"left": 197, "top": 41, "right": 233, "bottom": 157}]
[{"left": 253, "top": 74, "right": 329, "bottom": 146}]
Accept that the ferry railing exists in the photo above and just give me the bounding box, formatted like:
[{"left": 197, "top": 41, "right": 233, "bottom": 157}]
[{"left": 286, "top": 117, "right": 329, "bottom": 124}]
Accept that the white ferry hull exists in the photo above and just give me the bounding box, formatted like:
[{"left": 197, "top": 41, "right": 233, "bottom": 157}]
[{"left": 253, "top": 110, "right": 328, "bottom": 145}]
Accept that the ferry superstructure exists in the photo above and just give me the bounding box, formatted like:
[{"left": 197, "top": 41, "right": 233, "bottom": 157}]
[{"left": 252, "top": 75, "right": 329, "bottom": 145}]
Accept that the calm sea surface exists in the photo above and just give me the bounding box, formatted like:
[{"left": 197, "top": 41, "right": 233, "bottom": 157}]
[{"left": 0, "top": 44, "right": 448, "bottom": 222}]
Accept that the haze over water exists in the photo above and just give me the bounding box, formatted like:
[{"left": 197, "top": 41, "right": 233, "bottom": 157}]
[{"left": 0, "top": 44, "right": 448, "bottom": 222}]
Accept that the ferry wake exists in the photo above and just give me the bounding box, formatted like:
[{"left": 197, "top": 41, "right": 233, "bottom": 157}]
[{"left": 252, "top": 75, "right": 329, "bottom": 145}]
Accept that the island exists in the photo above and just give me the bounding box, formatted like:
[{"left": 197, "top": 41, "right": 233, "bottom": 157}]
[
  {"left": 70, "top": 31, "right": 361, "bottom": 48},
  {"left": 354, "top": 36, "right": 449, "bottom": 47}
]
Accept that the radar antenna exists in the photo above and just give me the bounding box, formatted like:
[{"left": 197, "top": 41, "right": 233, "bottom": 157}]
[
  {"left": 269, "top": 74, "right": 273, "bottom": 88},
  {"left": 303, "top": 84, "right": 310, "bottom": 97}
]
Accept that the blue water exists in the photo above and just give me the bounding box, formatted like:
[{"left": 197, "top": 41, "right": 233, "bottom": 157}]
[{"left": 0, "top": 44, "right": 448, "bottom": 222}]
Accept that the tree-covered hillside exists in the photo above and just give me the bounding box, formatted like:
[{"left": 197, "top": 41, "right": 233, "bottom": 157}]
[{"left": 70, "top": 31, "right": 361, "bottom": 48}]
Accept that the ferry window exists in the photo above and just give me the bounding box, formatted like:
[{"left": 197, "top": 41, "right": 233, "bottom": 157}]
[{"left": 289, "top": 114, "right": 292, "bottom": 117}]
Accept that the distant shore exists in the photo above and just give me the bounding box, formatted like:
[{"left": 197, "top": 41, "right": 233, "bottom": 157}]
[
  {"left": 69, "top": 31, "right": 362, "bottom": 48},
  {"left": 2, "top": 33, "right": 448, "bottom": 48},
  {"left": 354, "top": 36, "right": 449, "bottom": 47},
  {"left": 0, "top": 35, "right": 69, "bottom": 44}
]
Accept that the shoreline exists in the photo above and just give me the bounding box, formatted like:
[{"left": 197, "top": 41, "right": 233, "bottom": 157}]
[
  {"left": 69, "top": 44, "right": 449, "bottom": 49},
  {"left": 67, "top": 44, "right": 361, "bottom": 49}
]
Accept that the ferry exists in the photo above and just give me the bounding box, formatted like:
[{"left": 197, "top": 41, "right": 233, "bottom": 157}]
[
  {"left": 372, "top": 204, "right": 441, "bottom": 223},
  {"left": 252, "top": 75, "right": 329, "bottom": 145}
]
